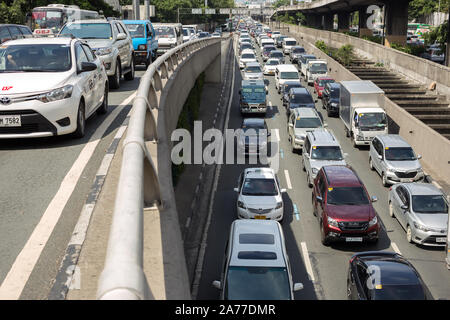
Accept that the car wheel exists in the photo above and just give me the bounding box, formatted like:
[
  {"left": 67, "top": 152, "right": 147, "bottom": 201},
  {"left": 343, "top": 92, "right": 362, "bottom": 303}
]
[
  {"left": 345, "top": 127, "right": 350, "bottom": 137},
  {"left": 320, "top": 220, "right": 330, "bottom": 246},
  {"left": 352, "top": 134, "right": 358, "bottom": 148},
  {"left": 302, "top": 158, "right": 306, "bottom": 172},
  {"left": 73, "top": 101, "right": 86, "bottom": 138},
  {"left": 389, "top": 202, "right": 395, "bottom": 218},
  {"left": 406, "top": 225, "right": 413, "bottom": 243},
  {"left": 369, "top": 157, "right": 374, "bottom": 170},
  {"left": 124, "top": 58, "right": 135, "bottom": 81},
  {"left": 109, "top": 61, "right": 121, "bottom": 89},
  {"left": 97, "top": 85, "right": 109, "bottom": 115},
  {"left": 382, "top": 172, "right": 389, "bottom": 187}
]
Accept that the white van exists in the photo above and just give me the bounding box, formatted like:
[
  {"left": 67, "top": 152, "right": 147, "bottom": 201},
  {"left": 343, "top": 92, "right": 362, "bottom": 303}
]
[
  {"left": 260, "top": 38, "right": 275, "bottom": 48},
  {"left": 282, "top": 37, "right": 297, "bottom": 54},
  {"left": 153, "top": 23, "right": 183, "bottom": 56},
  {"left": 305, "top": 59, "right": 328, "bottom": 85},
  {"left": 275, "top": 64, "right": 301, "bottom": 93}
]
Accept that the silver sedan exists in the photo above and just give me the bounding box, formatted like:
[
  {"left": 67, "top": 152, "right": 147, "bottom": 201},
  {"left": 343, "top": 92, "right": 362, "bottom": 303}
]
[{"left": 388, "top": 183, "right": 448, "bottom": 247}]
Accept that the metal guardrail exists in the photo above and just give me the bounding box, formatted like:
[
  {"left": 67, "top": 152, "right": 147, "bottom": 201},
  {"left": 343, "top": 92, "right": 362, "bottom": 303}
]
[{"left": 96, "top": 36, "right": 222, "bottom": 300}]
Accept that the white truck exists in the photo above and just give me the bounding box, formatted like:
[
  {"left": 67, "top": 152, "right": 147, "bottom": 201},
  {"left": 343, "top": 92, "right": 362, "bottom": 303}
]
[
  {"left": 340, "top": 81, "right": 388, "bottom": 147},
  {"left": 305, "top": 59, "right": 328, "bottom": 85}
]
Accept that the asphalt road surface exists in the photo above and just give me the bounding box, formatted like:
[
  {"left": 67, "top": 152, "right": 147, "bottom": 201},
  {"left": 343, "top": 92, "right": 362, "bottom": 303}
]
[
  {"left": 0, "top": 67, "right": 146, "bottom": 299},
  {"left": 196, "top": 36, "right": 450, "bottom": 300}
]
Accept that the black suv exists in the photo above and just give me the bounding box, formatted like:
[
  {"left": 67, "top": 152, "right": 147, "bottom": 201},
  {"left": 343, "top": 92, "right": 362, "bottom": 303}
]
[
  {"left": 0, "top": 24, "right": 33, "bottom": 44},
  {"left": 347, "top": 251, "right": 432, "bottom": 300},
  {"left": 322, "top": 82, "right": 341, "bottom": 117}
]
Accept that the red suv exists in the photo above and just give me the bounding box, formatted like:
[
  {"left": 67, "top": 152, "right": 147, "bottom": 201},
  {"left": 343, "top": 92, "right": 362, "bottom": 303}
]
[{"left": 312, "top": 165, "right": 380, "bottom": 245}]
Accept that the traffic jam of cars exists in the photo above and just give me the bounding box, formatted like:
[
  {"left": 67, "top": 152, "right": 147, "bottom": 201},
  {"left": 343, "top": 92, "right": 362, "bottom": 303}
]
[{"left": 209, "top": 17, "right": 449, "bottom": 301}]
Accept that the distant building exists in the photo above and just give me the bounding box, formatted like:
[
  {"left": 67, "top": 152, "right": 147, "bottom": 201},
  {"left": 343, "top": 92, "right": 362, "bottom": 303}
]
[{"left": 104, "top": 0, "right": 121, "bottom": 12}]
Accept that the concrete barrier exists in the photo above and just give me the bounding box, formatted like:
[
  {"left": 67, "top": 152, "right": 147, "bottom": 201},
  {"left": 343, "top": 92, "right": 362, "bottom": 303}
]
[
  {"left": 271, "top": 22, "right": 450, "bottom": 184},
  {"left": 97, "top": 37, "right": 226, "bottom": 300}
]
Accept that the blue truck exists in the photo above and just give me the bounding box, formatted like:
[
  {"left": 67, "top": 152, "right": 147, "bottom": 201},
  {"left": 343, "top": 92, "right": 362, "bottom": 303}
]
[
  {"left": 123, "top": 20, "right": 158, "bottom": 67},
  {"left": 239, "top": 80, "right": 268, "bottom": 115}
]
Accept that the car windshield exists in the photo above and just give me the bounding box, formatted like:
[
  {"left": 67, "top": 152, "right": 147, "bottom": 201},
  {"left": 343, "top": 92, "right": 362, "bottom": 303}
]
[
  {"left": 370, "top": 285, "right": 426, "bottom": 300},
  {"left": 245, "top": 66, "right": 261, "bottom": 73},
  {"left": 327, "top": 187, "right": 369, "bottom": 205},
  {"left": 412, "top": 195, "right": 448, "bottom": 213},
  {"left": 241, "top": 44, "right": 252, "bottom": 50},
  {"left": 242, "top": 124, "right": 265, "bottom": 134},
  {"left": 60, "top": 23, "right": 112, "bottom": 39},
  {"left": 264, "top": 46, "right": 276, "bottom": 52},
  {"left": 310, "top": 63, "right": 327, "bottom": 73},
  {"left": 292, "top": 48, "right": 305, "bottom": 54},
  {"left": 242, "top": 178, "right": 278, "bottom": 196},
  {"left": 291, "top": 93, "right": 313, "bottom": 104},
  {"left": 285, "top": 41, "right": 296, "bottom": 46},
  {"left": 0, "top": 44, "right": 71, "bottom": 72},
  {"left": 242, "top": 53, "right": 255, "bottom": 59},
  {"left": 182, "top": 29, "right": 189, "bottom": 36},
  {"left": 284, "top": 83, "right": 302, "bottom": 93},
  {"left": 358, "top": 113, "right": 387, "bottom": 128},
  {"left": 311, "top": 146, "right": 343, "bottom": 160},
  {"left": 295, "top": 117, "right": 322, "bottom": 128},
  {"left": 319, "top": 79, "right": 334, "bottom": 87},
  {"left": 270, "top": 52, "right": 283, "bottom": 57},
  {"left": 330, "top": 88, "right": 340, "bottom": 98},
  {"left": 281, "top": 72, "right": 299, "bottom": 79},
  {"left": 267, "top": 60, "right": 279, "bottom": 66},
  {"left": 154, "top": 26, "right": 175, "bottom": 39},
  {"left": 225, "top": 266, "right": 290, "bottom": 300},
  {"left": 385, "top": 147, "right": 416, "bottom": 161},
  {"left": 126, "top": 24, "right": 145, "bottom": 38}
]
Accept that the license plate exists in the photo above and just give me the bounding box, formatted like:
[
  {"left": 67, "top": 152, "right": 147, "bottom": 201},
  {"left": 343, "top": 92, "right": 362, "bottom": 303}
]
[
  {"left": 255, "top": 215, "right": 266, "bottom": 220},
  {"left": 0, "top": 115, "right": 21, "bottom": 127},
  {"left": 436, "top": 237, "right": 446, "bottom": 243},
  {"left": 345, "top": 237, "right": 363, "bottom": 242}
]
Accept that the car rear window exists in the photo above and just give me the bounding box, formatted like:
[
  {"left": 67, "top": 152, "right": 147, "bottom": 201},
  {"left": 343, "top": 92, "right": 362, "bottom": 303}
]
[{"left": 239, "top": 234, "right": 275, "bottom": 245}]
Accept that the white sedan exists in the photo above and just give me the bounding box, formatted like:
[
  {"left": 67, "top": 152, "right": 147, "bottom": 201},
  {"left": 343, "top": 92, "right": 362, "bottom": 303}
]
[
  {"left": 0, "top": 37, "right": 108, "bottom": 138},
  {"left": 263, "top": 58, "right": 280, "bottom": 75}
]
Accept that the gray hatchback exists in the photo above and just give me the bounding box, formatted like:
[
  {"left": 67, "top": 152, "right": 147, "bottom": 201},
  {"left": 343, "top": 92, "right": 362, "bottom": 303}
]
[{"left": 388, "top": 183, "right": 448, "bottom": 246}]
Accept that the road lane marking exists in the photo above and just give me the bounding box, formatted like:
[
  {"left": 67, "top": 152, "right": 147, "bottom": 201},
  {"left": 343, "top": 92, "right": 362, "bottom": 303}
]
[
  {"left": 0, "top": 92, "right": 136, "bottom": 300},
  {"left": 284, "top": 169, "right": 292, "bottom": 189},
  {"left": 300, "top": 242, "right": 315, "bottom": 282},
  {"left": 391, "top": 242, "right": 402, "bottom": 255},
  {"left": 274, "top": 128, "right": 280, "bottom": 142},
  {"left": 293, "top": 204, "right": 300, "bottom": 221}
]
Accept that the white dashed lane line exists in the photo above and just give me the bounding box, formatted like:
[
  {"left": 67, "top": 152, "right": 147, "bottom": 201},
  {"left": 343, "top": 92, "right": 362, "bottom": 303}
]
[
  {"left": 300, "top": 242, "right": 316, "bottom": 282},
  {"left": 391, "top": 242, "right": 402, "bottom": 255},
  {"left": 284, "top": 169, "right": 292, "bottom": 189}
]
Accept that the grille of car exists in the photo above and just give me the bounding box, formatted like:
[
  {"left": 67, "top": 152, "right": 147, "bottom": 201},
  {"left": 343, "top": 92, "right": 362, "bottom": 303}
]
[
  {"left": 338, "top": 221, "right": 368, "bottom": 231},
  {"left": 395, "top": 171, "right": 417, "bottom": 178},
  {"left": 248, "top": 207, "right": 273, "bottom": 214},
  {"left": 0, "top": 110, "right": 56, "bottom": 135}
]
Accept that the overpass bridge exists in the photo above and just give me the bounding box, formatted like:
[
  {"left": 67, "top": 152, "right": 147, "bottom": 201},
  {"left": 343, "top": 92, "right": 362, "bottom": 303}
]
[
  {"left": 273, "top": 0, "right": 412, "bottom": 46},
  {"left": 0, "top": 29, "right": 449, "bottom": 300}
]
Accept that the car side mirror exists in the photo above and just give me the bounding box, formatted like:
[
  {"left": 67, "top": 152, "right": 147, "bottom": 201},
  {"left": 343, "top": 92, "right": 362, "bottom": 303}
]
[
  {"left": 280, "top": 189, "right": 287, "bottom": 193},
  {"left": 288, "top": 123, "right": 293, "bottom": 127},
  {"left": 117, "top": 33, "right": 127, "bottom": 41},
  {"left": 294, "top": 283, "right": 304, "bottom": 291},
  {"left": 238, "top": 90, "right": 241, "bottom": 95},
  {"left": 266, "top": 90, "right": 268, "bottom": 94},
  {"left": 324, "top": 123, "right": 328, "bottom": 128},
  {"left": 401, "top": 204, "right": 409, "bottom": 211},
  {"left": 417, "top": 154, "right": 422, "bottom": 159},
  {"left": 212, "top": 280, "right": 222, "bottom": 289},
  {"left": 79, "top": 62, "right": 97, "bottom": 73},
  {"left": 316, "top": 196, "right": 323, "bottom": 203},
  {"left": 233, "top": 187, "right": 239, "bottom": 192},
  {"left": 378, "top": 154, "right": 383, "bottom": 160},
  {"left": 371, "top": 196, "right": 378, "bottom": 202}
]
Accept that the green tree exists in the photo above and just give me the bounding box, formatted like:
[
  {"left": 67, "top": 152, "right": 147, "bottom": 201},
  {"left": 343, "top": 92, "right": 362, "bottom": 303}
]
[{"left": 409, "top": 0, "right": 450, "bottom": 20}]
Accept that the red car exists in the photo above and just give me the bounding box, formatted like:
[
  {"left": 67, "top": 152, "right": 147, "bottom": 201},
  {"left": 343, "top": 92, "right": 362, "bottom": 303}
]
[
  {"left": 314, "top": 77, "right": 335, "bottom": 98},
  {"left": 312, "top": 165, "right": 380, "bottom": 245}
]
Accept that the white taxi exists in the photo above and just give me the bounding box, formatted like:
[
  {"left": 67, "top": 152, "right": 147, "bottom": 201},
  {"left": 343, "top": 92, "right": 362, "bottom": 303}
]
[
  {"left": 0, "top": 37, "right": 108, "bottom": 139},
  {"left": 234, "top": 168, "right": 286, "bottom": 222}
]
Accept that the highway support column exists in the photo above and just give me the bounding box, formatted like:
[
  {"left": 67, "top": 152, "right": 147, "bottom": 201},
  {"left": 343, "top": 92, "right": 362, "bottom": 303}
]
[
  {"left": 323, "top": 13, "right": 334, "bottom": 31},
  {"left": 338, "top": 11, "right": 350, "bottom": 33},
  {"left": 358, "top": 6, "right": 373, "bottom": 37},
  {"left": 306, "top": 13, "right": 322, "bottom": 29},
  {"left": 384, "top": 0, "right": 410, "bottom": 47}
]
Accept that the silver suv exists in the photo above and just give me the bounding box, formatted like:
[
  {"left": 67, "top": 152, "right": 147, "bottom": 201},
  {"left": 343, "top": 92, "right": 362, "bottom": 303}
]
[
  {"left": 59, "top": 19, "right": 135, "bottom": 89},
  {"left": 302, "top": 130, "right": 347, "bottom": 187},
  {"left": 369, "top": 135, "right": 424, "bottom": 187},
  {"left": 287, "top": 107, "right": 326, "bottom": 152}
]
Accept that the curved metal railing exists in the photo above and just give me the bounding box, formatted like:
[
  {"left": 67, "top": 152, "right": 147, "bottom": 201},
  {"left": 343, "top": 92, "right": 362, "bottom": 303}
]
[{"left": 96, "top": 37, "right": 223, "bottom": 300}]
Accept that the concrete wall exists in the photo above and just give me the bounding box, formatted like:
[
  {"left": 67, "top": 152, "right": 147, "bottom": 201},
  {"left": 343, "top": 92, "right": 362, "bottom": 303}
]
[
  {"left": 272, "top": 22, "right": 450, "bottom": 184},
  {"left": 282, "top": 23, "right": 450, "bottom": 96}
]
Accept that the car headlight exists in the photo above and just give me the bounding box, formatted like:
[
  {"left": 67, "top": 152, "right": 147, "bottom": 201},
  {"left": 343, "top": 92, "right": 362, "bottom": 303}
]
[
  {"left": 386, "top": 167, "right": 395, "bottom": 173},
  {"left": 312, "top": 168, "right": 319, "bottom": 174},
  {"left": 138, "top": 44, "right": 147, "bottom": 50},
  {"left": 95, "top": 47, "right": 113, "bottom": 56},
  {"left": 237, "top": 200, "right": 246, "bottom": 209},
  {"left": 414, "top": 221, "right": 430, "bottom": 232},
  {"left": 275, "top": 201, "right": 283, "bottom": 209},
  {"left": 368, "top": 215, "right": 378, "bottom": 227},
  {"left": 37, "top": 85, "right": 73, "bottom": 103},
  {"left": 327, "top": 217, "right": 339, "bottom": 228},
  {"left": 331, "top": 103, "right": 338, "bottom": 107}
]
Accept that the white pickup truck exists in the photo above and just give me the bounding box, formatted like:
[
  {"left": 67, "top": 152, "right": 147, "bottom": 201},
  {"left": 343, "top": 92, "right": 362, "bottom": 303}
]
[{"left": 305, "top": 60, "right": 328, "bottom": 85}]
